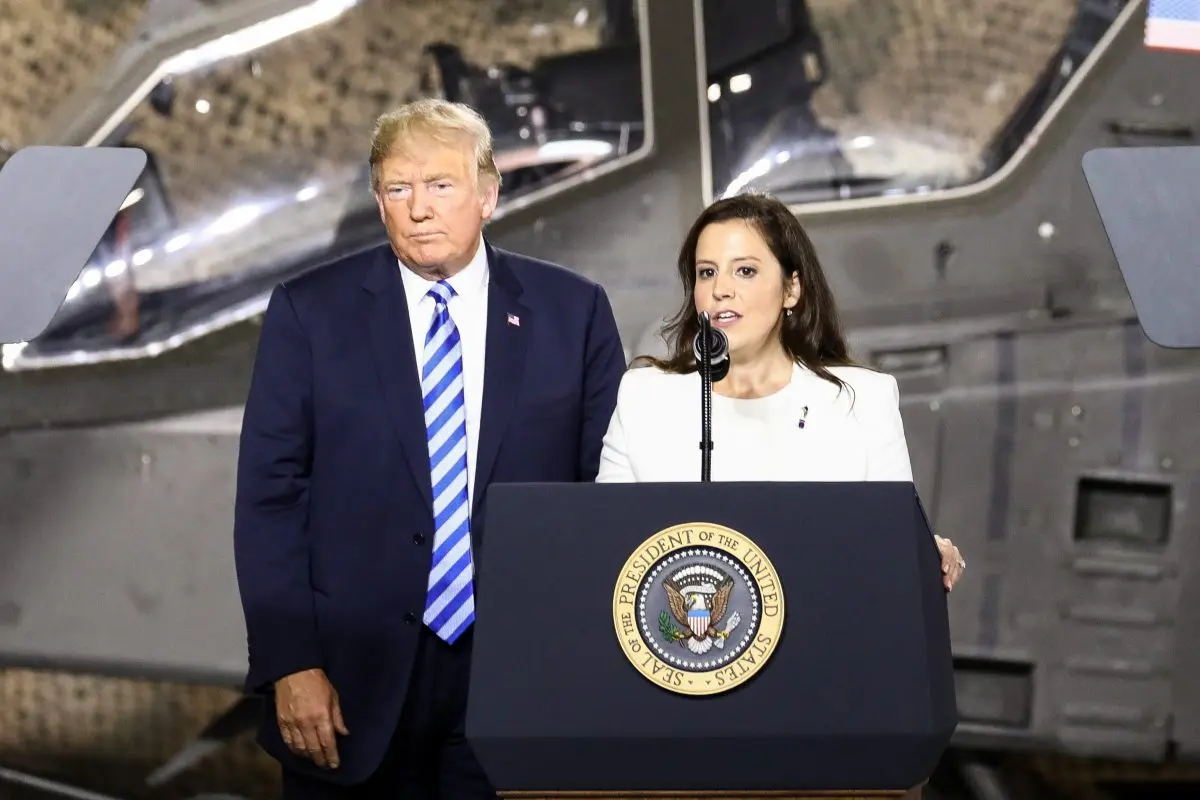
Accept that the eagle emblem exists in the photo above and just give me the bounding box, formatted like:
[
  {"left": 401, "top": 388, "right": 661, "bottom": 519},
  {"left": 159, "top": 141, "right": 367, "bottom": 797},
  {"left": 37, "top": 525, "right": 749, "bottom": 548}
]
[{"left": 660, "top": 564, "right": 743, "bottom": 655}]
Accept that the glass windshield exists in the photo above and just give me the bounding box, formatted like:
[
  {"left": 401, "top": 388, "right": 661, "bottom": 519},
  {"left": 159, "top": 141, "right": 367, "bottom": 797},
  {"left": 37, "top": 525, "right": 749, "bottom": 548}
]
[{"left": 701, "top": 0, "right": 1123, "bottom": 202}]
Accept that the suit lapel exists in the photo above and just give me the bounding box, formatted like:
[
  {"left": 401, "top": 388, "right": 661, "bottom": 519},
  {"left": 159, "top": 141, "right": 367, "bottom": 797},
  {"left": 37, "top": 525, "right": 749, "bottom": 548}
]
[
  {"left": 473, "top": 243, "right": 528, "bottom": 513},
  {"left": 363, "top": 248, "right": 434, "bottom": 516}
]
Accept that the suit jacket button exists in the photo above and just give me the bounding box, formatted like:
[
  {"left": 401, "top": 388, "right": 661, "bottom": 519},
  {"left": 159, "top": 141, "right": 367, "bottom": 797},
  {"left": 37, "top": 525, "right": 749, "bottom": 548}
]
[
  {"left": 404, "top": 612, "right": 416, "bottom": 625},
  {"left": 413, "top": 533, "right": 425, "bottom": 545}
]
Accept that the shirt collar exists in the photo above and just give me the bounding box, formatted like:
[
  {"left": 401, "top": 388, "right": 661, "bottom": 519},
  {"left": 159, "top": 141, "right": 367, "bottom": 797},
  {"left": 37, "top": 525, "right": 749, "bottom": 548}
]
[{"left": 397, "top": 236, "right": 489, "bottom": 309}]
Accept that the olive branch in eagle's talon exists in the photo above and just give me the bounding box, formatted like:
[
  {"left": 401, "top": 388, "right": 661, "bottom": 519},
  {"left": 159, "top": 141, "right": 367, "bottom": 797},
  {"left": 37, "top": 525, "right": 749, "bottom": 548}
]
[{"left": 658, "top": 610, "right": 688, "bottom": 642}]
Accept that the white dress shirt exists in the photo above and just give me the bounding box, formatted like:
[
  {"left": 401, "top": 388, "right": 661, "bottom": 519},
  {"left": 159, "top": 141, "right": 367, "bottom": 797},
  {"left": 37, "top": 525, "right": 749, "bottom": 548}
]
[
  {"left": 596, "top": 362, "right": 914, "bottom": 483},
  {"left": 398, "top": 238, "right": 489, "bottom": 509}
]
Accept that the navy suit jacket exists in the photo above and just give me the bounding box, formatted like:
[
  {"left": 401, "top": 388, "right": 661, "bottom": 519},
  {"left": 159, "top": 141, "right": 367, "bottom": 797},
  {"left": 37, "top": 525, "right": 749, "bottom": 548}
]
[{"left": 233, "top": 240, "right": 626, "bottom": 784}]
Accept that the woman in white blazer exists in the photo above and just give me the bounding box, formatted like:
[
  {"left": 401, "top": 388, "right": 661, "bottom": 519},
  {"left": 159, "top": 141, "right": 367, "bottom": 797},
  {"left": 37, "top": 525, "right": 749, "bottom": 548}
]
[{"left": 597, "top": 192, "right": 965, "bottom": 591}]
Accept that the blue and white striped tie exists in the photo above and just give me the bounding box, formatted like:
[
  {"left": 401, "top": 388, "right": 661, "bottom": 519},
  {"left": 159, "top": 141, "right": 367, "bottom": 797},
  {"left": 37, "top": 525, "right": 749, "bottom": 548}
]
[{"left": 420, "top": 280, "right": 474, "bottom": 643}]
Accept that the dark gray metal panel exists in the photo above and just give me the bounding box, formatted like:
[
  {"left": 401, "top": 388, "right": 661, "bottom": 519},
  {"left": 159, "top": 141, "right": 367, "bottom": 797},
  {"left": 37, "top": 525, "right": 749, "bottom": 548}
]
[
  {"left": 935, "top": 323, "right": 1165, "bottom": 750},
  {"left": 1135, "top": 373, "right": 1200, "bottom": 757},
  {"left": 1173, "top": 471, "right": 1200, "bottom": 757},
  {"left": 897, "top": 398, "right": 940, "bottom": 516},
  {"left": 0, "top": 415, "right": 247, "bottom": 684},
  {"left": 929, "top": 337, "right": 1002, "bottom": 653},
  {"left": 930, "top": 317, "right": 1200, "bottom": 759},
  {"left": 875, "top": 345, "right": 950, "bottom": 510},
  {"left": 0, "top": 326, "right": 260, "bottom": 431}
]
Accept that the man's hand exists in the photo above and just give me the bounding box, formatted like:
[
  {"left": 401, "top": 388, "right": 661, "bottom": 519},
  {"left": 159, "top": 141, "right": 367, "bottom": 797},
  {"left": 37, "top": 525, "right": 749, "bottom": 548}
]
[{"left": 274, "top": 668, "right": 349, "bottom": 769}]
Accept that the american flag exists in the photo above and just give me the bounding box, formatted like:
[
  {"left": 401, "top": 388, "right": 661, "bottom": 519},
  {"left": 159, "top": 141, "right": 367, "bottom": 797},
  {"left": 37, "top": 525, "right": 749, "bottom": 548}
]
[
  {"left": 1145, "top": 0, "right": 1200, "bottom": 53},
  {"left": 507, "top": 312, "right": 520, "bottom": 327}
]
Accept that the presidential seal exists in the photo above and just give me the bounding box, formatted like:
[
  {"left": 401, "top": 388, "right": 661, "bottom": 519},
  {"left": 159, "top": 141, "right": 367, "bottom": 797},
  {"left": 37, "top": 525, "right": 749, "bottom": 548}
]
[{"left": 612, "top": 522, "right": 784, "bottom": 696}]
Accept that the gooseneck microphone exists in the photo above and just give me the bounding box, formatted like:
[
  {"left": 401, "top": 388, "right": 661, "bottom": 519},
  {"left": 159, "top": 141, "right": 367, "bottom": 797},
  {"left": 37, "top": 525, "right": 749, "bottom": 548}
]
[{"left": 693, "top": 312, "right": 730, "bottom": 482}]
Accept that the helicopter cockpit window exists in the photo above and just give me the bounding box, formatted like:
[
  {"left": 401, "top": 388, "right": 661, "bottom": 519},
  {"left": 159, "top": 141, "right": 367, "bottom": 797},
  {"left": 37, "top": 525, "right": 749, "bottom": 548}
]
[
  {"left": 3, "top": 0, "right": 648, "bottom": 371},
  {"left": 704, "top": 0, "right": 1125, "bottom": 204}
]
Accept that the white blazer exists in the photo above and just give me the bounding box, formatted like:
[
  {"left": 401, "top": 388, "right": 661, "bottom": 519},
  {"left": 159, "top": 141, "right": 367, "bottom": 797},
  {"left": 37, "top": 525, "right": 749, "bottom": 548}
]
[{"left": 595, "top": 362, "right": 913, "bottom": 483}]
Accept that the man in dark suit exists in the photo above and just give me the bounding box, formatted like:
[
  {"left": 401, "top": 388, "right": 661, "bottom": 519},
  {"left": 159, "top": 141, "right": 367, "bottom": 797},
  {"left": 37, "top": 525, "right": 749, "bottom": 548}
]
[{"left": 232, "top": 98, "right": 627, "bottom": 799}]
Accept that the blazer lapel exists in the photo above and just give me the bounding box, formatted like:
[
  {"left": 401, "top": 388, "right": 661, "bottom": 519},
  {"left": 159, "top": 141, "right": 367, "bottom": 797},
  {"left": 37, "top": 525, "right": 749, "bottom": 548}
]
[
  {"left": 363, "top": 248, "right": 434, "bottom": 516},
  {"left": 473, "top": 243, "right": 528, "bottom": 513}
]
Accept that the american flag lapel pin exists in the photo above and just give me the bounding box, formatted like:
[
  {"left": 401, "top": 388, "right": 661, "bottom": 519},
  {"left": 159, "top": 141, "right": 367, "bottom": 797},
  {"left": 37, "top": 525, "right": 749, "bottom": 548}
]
[
  {"left": 507, "top": 312, "right": 520, "bottom": 327},
  {"left": 798, "top": 405, "right": 808, "bottom": 429}
]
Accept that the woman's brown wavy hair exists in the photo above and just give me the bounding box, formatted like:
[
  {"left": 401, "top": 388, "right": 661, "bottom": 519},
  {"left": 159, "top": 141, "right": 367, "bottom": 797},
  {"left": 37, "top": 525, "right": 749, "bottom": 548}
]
[{"left": 639, "top": 192, "right": 857, "bottom": 391}]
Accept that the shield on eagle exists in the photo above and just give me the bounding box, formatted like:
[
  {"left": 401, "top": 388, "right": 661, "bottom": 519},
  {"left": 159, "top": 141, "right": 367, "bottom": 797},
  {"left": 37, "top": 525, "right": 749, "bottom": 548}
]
[{"left": 664, "top": 564, "right": 737, "bottom": 655}]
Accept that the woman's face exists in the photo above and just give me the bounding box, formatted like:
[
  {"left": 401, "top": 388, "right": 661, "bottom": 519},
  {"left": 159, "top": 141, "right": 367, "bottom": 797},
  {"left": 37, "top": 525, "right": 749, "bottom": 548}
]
[{"left": 692, "top": 220, "right": 800, "bottom": 360}]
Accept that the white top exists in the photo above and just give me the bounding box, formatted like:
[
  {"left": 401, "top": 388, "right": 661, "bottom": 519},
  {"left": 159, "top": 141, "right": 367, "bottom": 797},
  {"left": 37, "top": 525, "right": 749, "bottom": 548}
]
[
  {"left": 596, "top": 362, "right": 914, "bottom": 483},
  {"left": 398, "top": 238, "right": 489, "bottom": 509}
]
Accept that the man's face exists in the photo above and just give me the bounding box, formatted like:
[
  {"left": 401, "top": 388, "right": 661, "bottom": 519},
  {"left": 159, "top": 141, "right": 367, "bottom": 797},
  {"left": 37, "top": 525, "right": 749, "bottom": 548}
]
[{"left": 374, "top": 136, "right": 499, "bottom": 278}]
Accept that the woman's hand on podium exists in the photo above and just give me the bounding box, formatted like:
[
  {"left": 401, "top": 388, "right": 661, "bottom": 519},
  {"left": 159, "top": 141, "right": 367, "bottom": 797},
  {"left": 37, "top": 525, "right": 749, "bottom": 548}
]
[{"left": 934, "top": 535, "right": 966, "bottom": 592}]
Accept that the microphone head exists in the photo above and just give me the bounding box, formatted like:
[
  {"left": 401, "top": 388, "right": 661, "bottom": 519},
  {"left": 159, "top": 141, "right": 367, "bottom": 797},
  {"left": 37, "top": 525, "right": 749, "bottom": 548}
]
[
  {"left": 709, "top": 330, "right": 731, "bottom": 381},
  {"left": 707, "top": 326, "right": 729, "bottom": 361},
  {"left": 692, "top": 318, "right": 730, "bottom": 379}
]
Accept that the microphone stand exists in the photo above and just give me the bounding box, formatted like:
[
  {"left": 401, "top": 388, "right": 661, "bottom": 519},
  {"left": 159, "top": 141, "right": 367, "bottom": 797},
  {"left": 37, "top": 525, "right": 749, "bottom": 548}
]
[{"left": 699, "top": 312, "right": 714, "bottom": 482}]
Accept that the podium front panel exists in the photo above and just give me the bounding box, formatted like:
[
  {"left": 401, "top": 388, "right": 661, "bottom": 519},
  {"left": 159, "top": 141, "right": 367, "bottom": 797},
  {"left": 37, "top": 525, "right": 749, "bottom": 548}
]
[{"left": 467, "top": 482, "right": 956, "bottom": 793}]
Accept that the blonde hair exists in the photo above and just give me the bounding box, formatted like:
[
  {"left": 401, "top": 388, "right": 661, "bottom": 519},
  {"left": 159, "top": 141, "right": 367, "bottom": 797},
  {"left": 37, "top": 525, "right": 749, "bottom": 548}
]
[{"left": 368, "top": 98, "right": 501, "bottom": 192}]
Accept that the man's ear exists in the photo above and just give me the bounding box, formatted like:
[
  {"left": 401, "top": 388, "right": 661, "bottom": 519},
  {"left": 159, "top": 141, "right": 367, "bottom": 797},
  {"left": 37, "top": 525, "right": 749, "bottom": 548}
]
[{"left": 479, "top": 177, "right": 501, "bottom": 221}]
